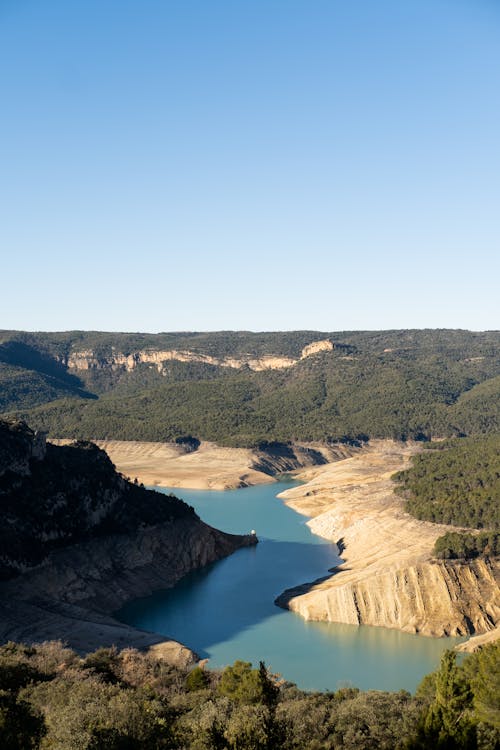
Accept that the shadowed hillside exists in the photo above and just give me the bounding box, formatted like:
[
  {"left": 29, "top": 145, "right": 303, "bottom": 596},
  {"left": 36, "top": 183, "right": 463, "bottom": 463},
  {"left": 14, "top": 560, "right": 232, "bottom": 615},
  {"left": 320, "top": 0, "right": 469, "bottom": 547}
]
[
  {"left": 0, "top": 418, "right": 257, "bottom": 654},
  {"left": 0, "top": 420, "right": 199, "bottom": 580}
]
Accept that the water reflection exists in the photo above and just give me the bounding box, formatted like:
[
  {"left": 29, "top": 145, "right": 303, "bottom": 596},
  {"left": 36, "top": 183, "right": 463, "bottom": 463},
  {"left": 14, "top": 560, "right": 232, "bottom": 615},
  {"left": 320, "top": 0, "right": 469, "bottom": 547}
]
[{"left": 117, "top": 482, "right": 464, "bottom": 692}]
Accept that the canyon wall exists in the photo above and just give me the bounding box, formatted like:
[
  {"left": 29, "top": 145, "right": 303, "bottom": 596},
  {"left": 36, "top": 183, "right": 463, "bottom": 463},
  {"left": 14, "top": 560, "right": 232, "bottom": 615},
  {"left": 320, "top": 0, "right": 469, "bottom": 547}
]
[
  {"left": 49, "top": 438, "right": 354, "bottom": 490},
  {"left": 59, "top": 339, "right": 334, "bottom": 374}
]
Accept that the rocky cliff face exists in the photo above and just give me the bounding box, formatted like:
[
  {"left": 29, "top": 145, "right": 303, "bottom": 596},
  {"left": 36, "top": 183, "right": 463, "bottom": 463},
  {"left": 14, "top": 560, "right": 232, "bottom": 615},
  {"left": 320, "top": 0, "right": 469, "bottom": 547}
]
[
  {"left": 0, "top": 419, "right": 205, "bottom": 579},
  {"left": 277, "top": 442, "right": 500, "bottom": 638},
  {"left": 3, "top": 515, "right": 249, "bottom": 613},
  {"left": 59, "top": 339, "right": 334, "bottom": 374},
  {"left": 49, "top": 437, "right": 352, "bottom": 491},
  {"left": 0, "top": 513, "right": 254, "bottom": 662},
  {"left": 0, "top": 419, "right": 256, "bottom": 656},
  {"left": 251, "top": 440, "right": 352, "bottom": 478},
  {"left": 300, "top": 339, "right": 334, "bottom": 358},
  {"left": 277, "top": 558, "right": 500, "bottom": 637}
]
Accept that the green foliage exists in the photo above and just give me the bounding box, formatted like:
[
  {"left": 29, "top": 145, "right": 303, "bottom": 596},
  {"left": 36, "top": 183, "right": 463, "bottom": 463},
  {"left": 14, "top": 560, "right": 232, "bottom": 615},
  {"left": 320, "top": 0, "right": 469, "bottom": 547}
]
[
  {"left": 25, "top": 675, "right": 175, "bottom": 749},
  {"left": 185, "top": 667, "right": 209, "bottom": 692},
  {"left": 218, "top": 661, "right": 265, "bottom": 705},
  {"left": 428, "top": 651, "right": 475, "bottom": 743},
  {"left": 331, "top": 690, "right": 416, "bottom": 750},
  {"left": 393, "top": 434, "right": 500, "bottom": 529},
  {"left": 407, "top": 645, "right": 500, "bottom": 749},
  {"left": 0, "top": 643, "right": 498, "bottom": 749},
  {"left": 408, "top": 651, "right": 477, "bottom": 749},
  {"left": 433, "top": 531, "right": 499, "bottom": 560},
  {"left": 0, "top": 661, "right": 43, "bottom": 694},
  {"left": 0, "top": 692, "right": 45, "bottom": 750},
  {"left": 1, "top": 329, "right": 499, "bottom": 445},
  {"left": 83, "top": 647, "right": 122, "bottom": 685},
  {"left": 224, "top": 703, "right": 271, "bottom": 749},
  {"left": 463, "top": 641, "right": 500, "bottom": 729},
  {"left": 449, "top": 376, "right": 500, "bottom": 436},
  {"left": 257, "top": 662, "right": 279, "bottom": 711}
]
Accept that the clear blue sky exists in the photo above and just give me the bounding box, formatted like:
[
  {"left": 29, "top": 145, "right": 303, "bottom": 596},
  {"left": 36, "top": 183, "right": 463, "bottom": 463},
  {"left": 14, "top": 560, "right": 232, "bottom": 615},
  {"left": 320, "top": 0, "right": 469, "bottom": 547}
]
[{"left": 1, "top": 0, "right": 499, "bottom": 332}]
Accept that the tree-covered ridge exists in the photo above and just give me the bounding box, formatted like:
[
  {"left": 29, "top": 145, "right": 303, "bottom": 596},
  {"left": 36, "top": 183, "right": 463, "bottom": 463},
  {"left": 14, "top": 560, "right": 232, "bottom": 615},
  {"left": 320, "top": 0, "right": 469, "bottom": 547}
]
[
  {"left": 0, "top": 640, "right": 498, "bottom": 749},
  {"left": 2, "top": 327, "right": 498, "bottom": 361},
  {"left": 0, "top": 329, "right": 339, "bottom": 361},
  {"left": 393, "top": 435, "right": 499, "bottom": 529},
  {"left": 1, "top": 329, "right": 499, "bottom": 445}
]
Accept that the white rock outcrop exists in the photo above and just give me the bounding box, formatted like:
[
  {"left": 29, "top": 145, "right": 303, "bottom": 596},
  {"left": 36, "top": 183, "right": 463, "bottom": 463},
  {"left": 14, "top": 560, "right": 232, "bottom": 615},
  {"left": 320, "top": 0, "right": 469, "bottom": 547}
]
[
  {"left": 300, "top": 339, "right": 334, "bottom": 359},
  {"left": 277, "top": 441, "right": 500, "bottom": 638},
  {"left": 61, "top": 340, "right": 335, "bottom": 374}
]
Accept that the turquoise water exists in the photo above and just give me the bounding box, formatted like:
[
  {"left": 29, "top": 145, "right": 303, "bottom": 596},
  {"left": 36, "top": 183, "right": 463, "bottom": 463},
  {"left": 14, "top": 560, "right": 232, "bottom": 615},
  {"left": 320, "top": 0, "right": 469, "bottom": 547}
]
[{"left": 118, "top": 482, "right": 463, "bottom": 692}]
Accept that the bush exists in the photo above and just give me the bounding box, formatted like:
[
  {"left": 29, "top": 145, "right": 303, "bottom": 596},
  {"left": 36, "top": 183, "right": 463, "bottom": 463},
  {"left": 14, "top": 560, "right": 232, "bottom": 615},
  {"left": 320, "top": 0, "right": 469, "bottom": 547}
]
[
  {"left": 185, "top": 667, "right": 209, "bottom": 692},
  {"left": 433, "top": 532, "right": 499, "bottom": 560}
]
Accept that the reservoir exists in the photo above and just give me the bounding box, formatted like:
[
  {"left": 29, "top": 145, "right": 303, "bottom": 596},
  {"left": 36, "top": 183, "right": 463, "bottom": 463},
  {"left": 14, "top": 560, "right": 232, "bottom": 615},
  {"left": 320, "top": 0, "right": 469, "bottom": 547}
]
[{"left": 118, "top": 481, "right": 463, "bottom": 692}]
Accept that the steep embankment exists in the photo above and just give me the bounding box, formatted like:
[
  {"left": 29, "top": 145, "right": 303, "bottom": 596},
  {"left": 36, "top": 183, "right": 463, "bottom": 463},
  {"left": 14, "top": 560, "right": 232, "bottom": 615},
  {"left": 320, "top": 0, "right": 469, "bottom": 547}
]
[
  {"left": 276, "top": 441, "right": 500, "bottom": 637},
  {"left": 0, "top": 514, "right": 251, "bottom": 663},
  {"left": 0, "top": 420, "right": 256, "bottom": 660}
]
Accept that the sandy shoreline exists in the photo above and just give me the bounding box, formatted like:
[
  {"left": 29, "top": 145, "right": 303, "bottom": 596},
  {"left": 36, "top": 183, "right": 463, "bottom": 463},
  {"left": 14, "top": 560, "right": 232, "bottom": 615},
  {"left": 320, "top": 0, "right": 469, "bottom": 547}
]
[
  {"left": 51, "top": 438, "right": 354, "bottom": 491},
  {"left": 96, "top": 439, "right": 277, "bottom": 490},
  {"left": 52, "top": 439, "right": 277, "bottom": 490},
  {"left": 277, "top": 441, "right": 500, "bottom": 641}
]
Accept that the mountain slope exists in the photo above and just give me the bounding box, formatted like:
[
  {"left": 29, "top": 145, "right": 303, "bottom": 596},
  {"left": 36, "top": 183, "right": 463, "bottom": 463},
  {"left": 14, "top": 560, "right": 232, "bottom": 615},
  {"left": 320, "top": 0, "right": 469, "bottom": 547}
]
[{"left": 1, "top": 329, "right": 499, "bottom": 445}]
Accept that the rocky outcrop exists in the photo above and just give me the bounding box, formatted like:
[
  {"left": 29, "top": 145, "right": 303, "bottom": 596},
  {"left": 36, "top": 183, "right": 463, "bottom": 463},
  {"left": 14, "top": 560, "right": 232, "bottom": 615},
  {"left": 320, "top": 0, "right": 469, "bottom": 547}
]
[
  {"left": 0, "top": 427, "right": 202, "bottom": 579},
  {"left": 251, "top": 441, "right": 352, "bottom": 478},
  {"left": 60, "top": 339, "right": 334, "bottom": 374},
  {"left": 62, "top": 349, "right": 227, "bottom": 373},
  {"left": 300, "top": 339, "right": 334, "bottom": 359},
  {"left": 0, "top": 419, "right": 257, "bottom": 656},
  {"left": 0, "top": 596, "right": 196, "bottom": 667},
  {"left": 276, "top": 442, "right": 500, "bottom": 638},
  {"left": 277, "top": 558, "right": 500, "bottom": 637},
  {"left": 456, "top": 624, "right": 500, "bottom": 652},
  {"left": 1, "top": 516, "right": 251, "bottom": 612},
  {"left": 0, "top": 514, "right": 256, "bottom": 658}
]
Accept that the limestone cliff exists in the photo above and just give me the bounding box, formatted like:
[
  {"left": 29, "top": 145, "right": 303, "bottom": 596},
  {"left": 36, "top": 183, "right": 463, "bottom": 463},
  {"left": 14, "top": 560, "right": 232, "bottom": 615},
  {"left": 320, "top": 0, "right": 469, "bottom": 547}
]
[
  {"left": 276, "top": 442, "right": 500, "bottom": 638},
  {"left": 60, "top": 339, "right": 334, "bottom": 374},
  {"left": 49, "top": 438, "right": 352, "bottom": 491},
  {"left": 300, "top": 339, "right": 334, "bottom": 359}
]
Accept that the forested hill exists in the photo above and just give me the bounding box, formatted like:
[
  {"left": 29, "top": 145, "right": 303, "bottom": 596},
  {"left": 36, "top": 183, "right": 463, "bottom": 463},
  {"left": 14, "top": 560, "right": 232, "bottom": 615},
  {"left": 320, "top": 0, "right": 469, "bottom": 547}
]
[
  {"left": 393, "top": 434, "right": 499, "bottom": 561},
  {"left": 0, "top": 329, "right": 499, "bottom": 445},
  {"left": 0, "top": 419, "right": 198, "bottom": 580},
  {"left": 393, "top": 434, "right": 500, "bottom": 529}
]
